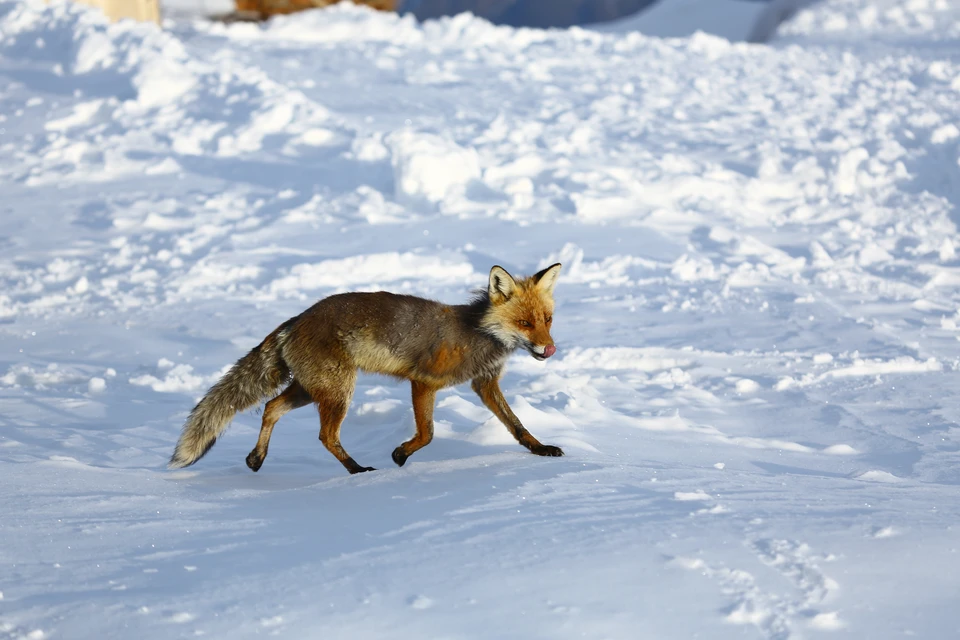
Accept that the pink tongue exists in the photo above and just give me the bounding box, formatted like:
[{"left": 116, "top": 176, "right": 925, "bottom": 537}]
[{"left": 543, "top": 345, "right": 557, "bottom": 358}]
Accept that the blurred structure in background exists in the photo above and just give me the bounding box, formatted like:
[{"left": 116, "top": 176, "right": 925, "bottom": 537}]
[
  {"left": 232, "top": 0, "right": 394, "bottom": 20},
  {"left": 157, "top": 0, "right": 805, "bottom": 43},
  {"left": 406, "top": 0, "right": 656, "bottom": 29},
  {"left": 65, "top": 0, "right": 161, "bottom": 22}
]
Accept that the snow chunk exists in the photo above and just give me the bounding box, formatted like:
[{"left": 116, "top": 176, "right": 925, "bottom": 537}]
[
  {"left": 166, "top": 612, "right": 195, "bottom": 624},
  {"left": 725, "top": 600, "right": 768, "bottom": 626},
  {"left": 940, "top": 239, "right": 955, "bottom": 262},
  {"left": 1, "top": 364, "right": 87, "bottom": 389},
  {"left": 254, "top": 3, "right": 423, "bottom": 45},
  {"left": 931, "top": 124, "right": 959, "bottom": 144},
  {"left": 735, "top": 379, "right": 759, "bottom": 393},
  {"left": 671, "top": 254, "right": 718, "bottom": 282},
  {"left": 823, "top": 444, "right": 858, "bottom": 456},
  {"left": 826, "top": 357, "right": 941, "bottom": 379},
  {"left": 669, "top": 556, "right": 706, "bottom": 570},
  {"left": 260, "top": 615, "right": 283, "bottom": 628},
  {"left": 88, "top": 377, "right": 106, "bottom": 393},
  {"left": 387, "top": 131, "right": 481, "bottom": 205},
  {"left": 674, "top": 490, "right": 711, "bottom": 502},
  {"left": 695, "top": 504, "right": 730, "bottom": 515},
  {"left": 854, "top": 470, "right": 902, "bottom": 483},
  {"left": 833, "top": 147, "right": 868, "bottom": 196},
  {"left": 774, "top": 376, "right": 796, "bottom": 391},
  {"left": 133, "top": 57, "right": 196, "bottom": 109},
  {"left": 130, "top": 363, "right": 227, "bottom": 394},
  {"left": 809, "top": 611, "right": 845, "bottom": 630},
  {"left": 71, "top": 276, "right": 89, "bottom": 294}
]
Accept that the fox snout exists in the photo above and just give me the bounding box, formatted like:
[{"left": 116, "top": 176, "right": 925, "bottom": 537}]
[{"left": 530, "top": 343, "right": 557, "bottom": 360}]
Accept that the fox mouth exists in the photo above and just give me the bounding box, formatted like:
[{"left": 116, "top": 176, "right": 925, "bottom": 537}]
[{"left": 527, "top": 344, "right": 556, "bottom": 361}]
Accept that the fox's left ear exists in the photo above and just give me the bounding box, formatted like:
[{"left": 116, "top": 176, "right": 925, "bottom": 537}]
[{"left": 532, "top": 263, "right": 562, "bottom": 294}]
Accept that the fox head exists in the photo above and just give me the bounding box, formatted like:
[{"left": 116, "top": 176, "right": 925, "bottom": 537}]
[{"left": 482, "top": 263, "right": 562, "bottom": 360}]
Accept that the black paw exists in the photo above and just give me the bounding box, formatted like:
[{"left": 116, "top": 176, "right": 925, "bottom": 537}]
[
  {"left": 245, "top": 450, "right": 264, "bottom": 472},
  {"left": 391, "top": 447, "right": 408, "bottom": 467},
  {"left": 349, "top": 465, "right": 377, "bottom": 474},
  {"left": 532, "top": 444, "right": 564, "bottom": 457}
]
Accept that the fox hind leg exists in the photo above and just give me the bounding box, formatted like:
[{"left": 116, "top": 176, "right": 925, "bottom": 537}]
[
  {"left": 392, "top": 381, "right": 437, "bottom": 467},
  {"left": 313, "top": 371, "right": 374, "bottom": 474},
  {"left": 246, "top": 380, "right": 312, "bottom": 472}
]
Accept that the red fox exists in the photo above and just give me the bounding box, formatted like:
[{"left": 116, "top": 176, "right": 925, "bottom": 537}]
[{"left": 168, "top": 263, "right": 564, "bottom": 475}]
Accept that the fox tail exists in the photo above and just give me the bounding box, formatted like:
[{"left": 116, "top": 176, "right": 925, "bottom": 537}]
[{"left": 168, "top": 323, "right": 292, "bottom": 469}]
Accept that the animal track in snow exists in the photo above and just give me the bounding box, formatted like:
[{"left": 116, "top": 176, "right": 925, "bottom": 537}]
[{"left": 670, "top": 538, "right": 842, "bottom": 638}]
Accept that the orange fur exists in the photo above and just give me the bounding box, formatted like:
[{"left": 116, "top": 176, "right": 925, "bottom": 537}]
[{"left": 234, "top": 0, "right": 396, "bottom": 19}]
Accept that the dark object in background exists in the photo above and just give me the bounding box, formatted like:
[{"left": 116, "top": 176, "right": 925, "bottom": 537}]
[
  {"left": 217, "top": 0, "right": 792, "bottom": 42},
  {"left": 406, "top": 0, "right": 658, "bottom": 28},
  {"left": 225, "top": 0, "right": 395, "bottom": 21}
]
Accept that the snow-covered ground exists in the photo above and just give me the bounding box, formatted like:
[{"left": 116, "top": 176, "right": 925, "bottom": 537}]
[{"left": 2, "top": 0, "right": 960, "bottom": 637}]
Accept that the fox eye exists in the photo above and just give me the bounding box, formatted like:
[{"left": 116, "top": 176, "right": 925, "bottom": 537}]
[
  {"left": 518, "top": 319, "right": 532, "bottom": 328},
  {"left": 545, "top": 316, "right": 552, "bottom": 324}
]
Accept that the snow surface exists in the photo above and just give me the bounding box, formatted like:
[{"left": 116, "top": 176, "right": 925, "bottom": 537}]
[{"left": 2, "top": 0, "right": 960, "bottom": 638}]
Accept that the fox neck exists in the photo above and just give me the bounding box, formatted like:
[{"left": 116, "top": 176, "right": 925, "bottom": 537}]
[
  {"left": 458, "top": 291, "right": 522, "bottom": 352},
  {"left": 479, "top": 314, "right": 522, "bottom": 350}
]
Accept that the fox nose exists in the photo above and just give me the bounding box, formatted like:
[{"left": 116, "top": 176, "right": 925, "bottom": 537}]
[{"left": 543, "top": 345, "right": 557, "bottom": 358}]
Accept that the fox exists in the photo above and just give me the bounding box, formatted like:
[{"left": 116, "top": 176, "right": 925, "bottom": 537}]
[{"left": 168, "top": 263, "right": 564, "bottom": 475}]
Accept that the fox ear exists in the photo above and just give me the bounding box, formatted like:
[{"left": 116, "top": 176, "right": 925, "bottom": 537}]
[
  {"left": 488, "top": 265, "right": 517, "bottom": 302},
  {"left": 532, "top": 263, "right": 562, "bottom": 294}
]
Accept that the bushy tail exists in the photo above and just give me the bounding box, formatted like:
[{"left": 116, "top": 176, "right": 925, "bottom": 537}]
[{"left": 168, "top": 323, "right": 292, "bottom": 469}]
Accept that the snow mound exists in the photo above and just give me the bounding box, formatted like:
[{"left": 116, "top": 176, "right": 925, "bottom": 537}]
[{"left": 388, "top": 131, "right": 482, "bottom": 207}]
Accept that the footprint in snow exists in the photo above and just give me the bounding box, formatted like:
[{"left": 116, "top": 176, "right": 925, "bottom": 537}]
[
  {"left": 409, "top": 595, "right": 434, "bottom": 610},
  {"left": 166, "top": 612, "right": 195, "bottom": 624},
  {"left": 260, "top": 616, "right": 283, "bottom": 628}
]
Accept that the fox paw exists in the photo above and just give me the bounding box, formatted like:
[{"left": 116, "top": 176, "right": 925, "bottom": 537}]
[
  {"left": 391, "top": 447, "right": 408, "bottom": 467},
  {"left": 349, "top": 465, "right": 377, "bottom": 474},
  {"left": 245, "top": 450, "right": 265, "bottom": 472},
  {"left": 532, "top": 445, "right": 564, "bottom": 457}
]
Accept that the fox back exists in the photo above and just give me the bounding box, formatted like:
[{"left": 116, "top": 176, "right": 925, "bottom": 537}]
[{"left": 281, "top": 262, "right": 561, "bottom": 388}]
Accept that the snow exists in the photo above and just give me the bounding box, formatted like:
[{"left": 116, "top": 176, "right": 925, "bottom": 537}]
[{"left": 2, "top": 0, "right": 960, "bottom": 638}]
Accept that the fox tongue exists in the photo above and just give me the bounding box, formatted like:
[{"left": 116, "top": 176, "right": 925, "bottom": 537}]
[{"left": 542, "top": 345, "right": 556, "bottom": 358}]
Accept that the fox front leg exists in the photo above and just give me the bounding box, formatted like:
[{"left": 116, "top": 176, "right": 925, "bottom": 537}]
[
  {"left": 470, "top": 377, "right": 564, "bottom": 457},
  {"left": 392, "top": 381, "right": 437, "bottom": 467}
]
